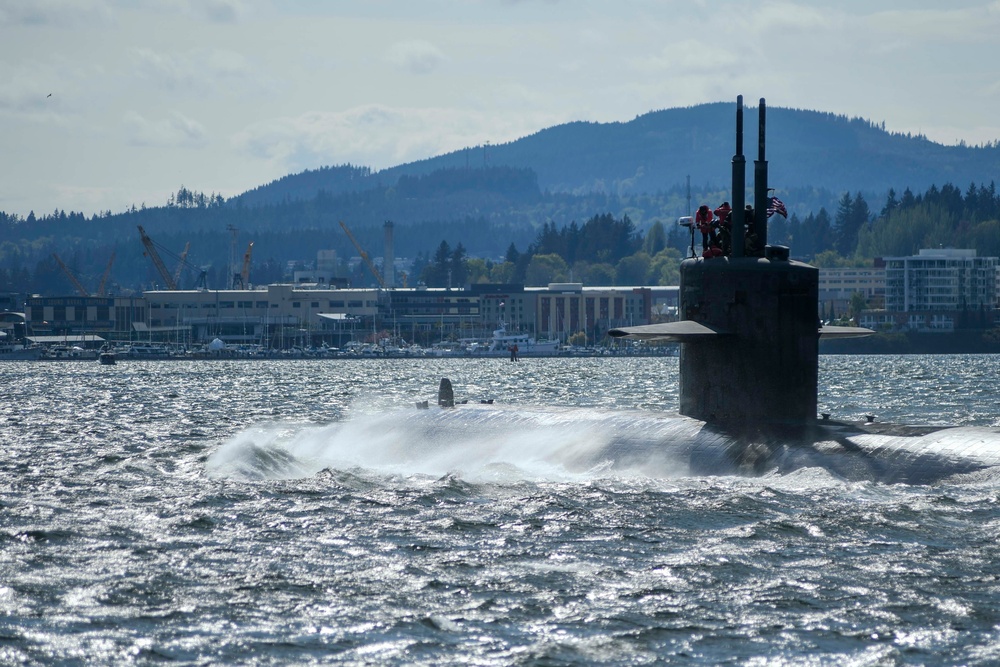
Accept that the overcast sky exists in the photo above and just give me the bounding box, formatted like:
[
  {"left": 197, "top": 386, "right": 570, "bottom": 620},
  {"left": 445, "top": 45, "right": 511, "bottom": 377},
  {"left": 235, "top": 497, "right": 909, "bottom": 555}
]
[{"left": 3, "top": 0, "right": 999, "bottom": 218}]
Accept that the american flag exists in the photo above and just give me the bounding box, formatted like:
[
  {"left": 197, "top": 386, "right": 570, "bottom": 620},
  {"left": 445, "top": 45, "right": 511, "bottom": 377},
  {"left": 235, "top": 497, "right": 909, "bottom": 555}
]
[{"left": 767, "top": 196, "right": 788, "bottom": 218}]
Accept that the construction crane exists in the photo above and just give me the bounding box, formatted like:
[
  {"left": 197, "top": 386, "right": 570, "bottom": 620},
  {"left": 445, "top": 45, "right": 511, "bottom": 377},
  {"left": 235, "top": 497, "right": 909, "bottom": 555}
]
[
  {"left": 232, "top": 241, "right": 254, "bottom": 289},
  {"left": 96, "top": 251, "right": 115, "bottom": 295},
  {"left": 173, "top": 242, "right": 190, "bottom": 288},
  {"left": 137, "top": 225, "right": 178, "bottom": 290},
  {"left": 52, "top": 253, "right": 90, "bottom": 297},
  {"left": 240, "top": 242, "right": 253, "bottom": 289},
  {"left": 339, "top": 220, "right": 386, "bottom": 289}
]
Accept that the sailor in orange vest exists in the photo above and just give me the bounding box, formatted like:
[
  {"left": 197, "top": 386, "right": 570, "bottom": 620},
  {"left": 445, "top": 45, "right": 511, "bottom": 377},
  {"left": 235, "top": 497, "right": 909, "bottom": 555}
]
[{"left": 695, "top": 204, "right": 714, "bottom": 252}]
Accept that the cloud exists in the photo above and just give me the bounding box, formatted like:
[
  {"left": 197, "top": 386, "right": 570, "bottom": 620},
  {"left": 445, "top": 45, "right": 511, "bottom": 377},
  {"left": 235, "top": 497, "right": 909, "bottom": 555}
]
[
  {"left": 631, "top": 39, "right": 743, "bottom": 76},
  {"left": 0, "top": 57, "right": 88, "bottom": 118},
  {"left": 385, "top": 40, "right": 447, "bottom": 75},
  {"left": 0, "top": 0, "right": 114, "bottom": 27},
  {"left": 233, "top": 104, "right": 549, "bottom": 173},
  {"left": 132, "top": 47, "right": 258, "bottom": 92},
  {"left": 202, "top": 0, "right": 243, "bottom": 23},
  {"left": 123, "top": 110, "right": 208, "bottom": 147},
  {"left": 866, "top": 4, "right": 1000, "bottom": 41}
]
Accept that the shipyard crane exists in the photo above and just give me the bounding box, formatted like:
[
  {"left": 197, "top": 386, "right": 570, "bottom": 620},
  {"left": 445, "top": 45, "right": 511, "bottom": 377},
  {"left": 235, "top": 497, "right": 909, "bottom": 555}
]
[
  {"left": 96, "top": 251, "right": 115, "bottom": 295},
  {"left": 339, "top": 220, "right": 386, "bottom": 289},
  {"left": 240, "top": 242, "right": 253, "bottom": 289},
  {"left": 52, "top": 253, "right": 90, "bottom": 297},
  {"left": 232, "top": 241, "right": 254, "bottom": 289},
  {"left": 173, "top": 242, "right": 190, "bottom": 288},
  {"left": 136, "top": 225, "right": 178, "bottom": 290}
]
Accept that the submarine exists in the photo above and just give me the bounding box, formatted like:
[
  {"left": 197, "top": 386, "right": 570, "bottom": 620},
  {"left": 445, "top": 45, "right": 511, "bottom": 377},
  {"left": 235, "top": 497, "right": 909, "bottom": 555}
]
[{"left": 396, "top": 96, "right": 1000, "bottom": 486}]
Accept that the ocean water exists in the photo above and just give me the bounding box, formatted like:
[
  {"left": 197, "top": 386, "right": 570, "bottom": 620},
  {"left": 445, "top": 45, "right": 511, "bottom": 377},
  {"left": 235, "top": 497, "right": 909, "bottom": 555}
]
[{"left": 2, "top": 355, "right": 1000, "bottom": 665}]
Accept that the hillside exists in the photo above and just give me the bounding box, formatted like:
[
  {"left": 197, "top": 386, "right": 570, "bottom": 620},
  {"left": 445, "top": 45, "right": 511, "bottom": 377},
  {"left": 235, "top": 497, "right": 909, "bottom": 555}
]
[
  {"left": 235, "top": 103, "right": 1000, "bottom": 210},
  {"left": 3, "top": 101, "right": 1000, "bottom": 295}
]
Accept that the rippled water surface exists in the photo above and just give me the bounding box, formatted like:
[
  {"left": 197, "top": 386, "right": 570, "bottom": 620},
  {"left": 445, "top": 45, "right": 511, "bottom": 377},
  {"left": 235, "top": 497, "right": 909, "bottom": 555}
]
[{"left": 3, "top": 355, "right": 1000, "bottom": 665}]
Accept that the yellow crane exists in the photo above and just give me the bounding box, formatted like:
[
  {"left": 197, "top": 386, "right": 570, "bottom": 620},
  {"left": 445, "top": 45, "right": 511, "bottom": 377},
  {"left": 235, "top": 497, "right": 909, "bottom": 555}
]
[
  {"left": 96, "top": 251, "right": 115, "bottom": 295},
  {"left": 173, "top": 242, "right": 190, "bottom": 288},
  {"left": 52, "top": 253, "right": 90, "bottom": 297},
  {"left": 339, "top": 220, "right": 386, "bottom": 289},
  {"left": 232, "top": 241, "right": 254, "bottom": 289},
  {"left": 137, "top": 225, "right": 178, "bottom": 290}
]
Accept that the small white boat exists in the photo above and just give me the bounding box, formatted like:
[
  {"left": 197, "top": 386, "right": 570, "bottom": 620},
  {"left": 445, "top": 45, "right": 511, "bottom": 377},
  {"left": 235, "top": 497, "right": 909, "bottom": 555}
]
[
  {"left": 125, "top": 343, "right": 171, "bottom": 358},
  {"left": 477, "top": 323, "right": 559, "bottom": 357},
  {"left": 42, "top": 344, "right": 98, "bottom": 360}
]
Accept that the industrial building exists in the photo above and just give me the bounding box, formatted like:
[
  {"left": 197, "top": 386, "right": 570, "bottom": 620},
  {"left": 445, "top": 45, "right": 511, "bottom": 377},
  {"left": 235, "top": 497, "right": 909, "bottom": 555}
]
[{"left": 21, "top": 282, "right": 670, "bottom": 350}]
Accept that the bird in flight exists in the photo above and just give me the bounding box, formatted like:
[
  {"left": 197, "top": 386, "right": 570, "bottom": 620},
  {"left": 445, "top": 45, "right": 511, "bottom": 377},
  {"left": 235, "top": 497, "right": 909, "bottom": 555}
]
[{"left": 47, "top": 93, "right": 52, "bottom": 98}]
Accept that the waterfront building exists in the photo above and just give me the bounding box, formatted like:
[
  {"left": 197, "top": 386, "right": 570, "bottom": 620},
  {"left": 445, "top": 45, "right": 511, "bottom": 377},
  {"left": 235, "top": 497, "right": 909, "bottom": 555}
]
[
  {"left": 25, "top": 295, "right": 146, "bottom": 345},
  {"left": 23, "top": 281, "right": 667, "bottom": 349},
  {"left": 143, "top": 284, "right": 380, "bottom": 348},
  {"left": 884, "top": 249, "right": 997, "bottom": 312},
  {"left": 529, "top": 283, "right": 653, "bottom": 343},
  {"left": 859, "top": 249, "right": 999, "bottom": 332},
  {"left": 386, "top": 286, "right": 483, "bottom": 343},
  {"left": 817, "top": 264, "right": 886, "bottom": 319}
]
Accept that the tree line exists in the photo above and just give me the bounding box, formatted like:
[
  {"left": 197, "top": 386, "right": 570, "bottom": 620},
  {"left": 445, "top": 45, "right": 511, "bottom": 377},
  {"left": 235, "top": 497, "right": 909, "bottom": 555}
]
[
  {"left": 416, "top": 179, "right": 1000, "bottom": 289},
  {"left": 417, "top": 212, "right": 683, "bottom": 288},
  {"left": 2, "top": 177, "right": 1000, "bottom": 295}
]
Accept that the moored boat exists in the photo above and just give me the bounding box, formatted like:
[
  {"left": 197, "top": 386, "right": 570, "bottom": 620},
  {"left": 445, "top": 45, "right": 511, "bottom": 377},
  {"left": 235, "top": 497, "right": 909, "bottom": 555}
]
[
  {"left": 474, "top": 323, "right": 559, "bottom": 357},
  {"left": 98, "top": 343, "right": 116, "bottom": 365}
]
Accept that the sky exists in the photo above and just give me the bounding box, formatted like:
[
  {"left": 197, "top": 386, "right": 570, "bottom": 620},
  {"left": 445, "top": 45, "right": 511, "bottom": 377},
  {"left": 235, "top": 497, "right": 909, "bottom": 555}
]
[{"left": 3, "top": 0, "right": 1000, "bottom": 218}]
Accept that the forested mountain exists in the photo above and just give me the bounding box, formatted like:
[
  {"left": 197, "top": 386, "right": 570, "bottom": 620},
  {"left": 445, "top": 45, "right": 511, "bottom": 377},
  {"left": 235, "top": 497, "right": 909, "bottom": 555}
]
[
  {"left": 2, "top": 102, "right": 999, "bottom": 296},
  {"left": 234, "top": 103, "right": 1000, "bottom": 212}
]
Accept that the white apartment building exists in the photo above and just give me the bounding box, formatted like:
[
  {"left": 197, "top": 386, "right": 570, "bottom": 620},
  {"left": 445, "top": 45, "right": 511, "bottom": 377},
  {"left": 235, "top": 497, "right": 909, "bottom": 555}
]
[{"left": 884, "top": 249, "right": 997, "bottom": 312}]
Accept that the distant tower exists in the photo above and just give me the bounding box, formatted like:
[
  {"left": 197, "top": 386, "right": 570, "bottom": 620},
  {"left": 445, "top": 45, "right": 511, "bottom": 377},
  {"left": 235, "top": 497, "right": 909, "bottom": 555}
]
[
  {"left": 227, "top": 224, "right": 239, "bottom": 290},
  {"left": 383, "top": 220, "right": 395, "bottom": 288},
  {"left": 685, "top": 174, "right": 691, "bottom": 217}
]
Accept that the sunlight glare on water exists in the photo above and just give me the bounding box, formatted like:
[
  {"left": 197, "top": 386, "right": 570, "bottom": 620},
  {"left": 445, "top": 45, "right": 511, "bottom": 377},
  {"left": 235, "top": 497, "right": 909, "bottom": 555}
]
[{"left": 2, "top": 355, "right": 1000, "bottom": 665}]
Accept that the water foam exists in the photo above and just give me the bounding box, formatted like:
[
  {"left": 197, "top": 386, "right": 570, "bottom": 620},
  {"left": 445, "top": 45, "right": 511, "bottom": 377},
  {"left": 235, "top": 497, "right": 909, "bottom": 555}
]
[{"left": 206, "top": 407, "right": 623, "bottom": 482}]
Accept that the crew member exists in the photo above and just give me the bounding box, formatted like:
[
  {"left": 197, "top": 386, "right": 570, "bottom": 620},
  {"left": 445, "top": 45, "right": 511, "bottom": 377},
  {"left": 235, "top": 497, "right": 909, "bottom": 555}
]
[
  {"left": 695, "top": 204, "right": 714, "bottom": 252},
  {"left": 714, "top": 201, "right": 733, "bottom": 256}
]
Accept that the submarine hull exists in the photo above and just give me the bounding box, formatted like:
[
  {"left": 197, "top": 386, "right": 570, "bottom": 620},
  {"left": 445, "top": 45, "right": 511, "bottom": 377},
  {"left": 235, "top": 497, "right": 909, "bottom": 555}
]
[{"left": 407, "top": 403, "right": 1000, "bottom": 485}]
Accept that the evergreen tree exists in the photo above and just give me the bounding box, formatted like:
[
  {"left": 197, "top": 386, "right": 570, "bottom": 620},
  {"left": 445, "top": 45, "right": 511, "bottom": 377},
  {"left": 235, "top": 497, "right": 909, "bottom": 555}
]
[
  {"left": 814, "top": 208, "right": 835, "bottom": 255},
  {"left": 834, "top": 192, "right": 855, "bottom": 256},
  {"left": 505, "top": 243, "right": 520, "bottom": 265},
  {"left": 420, "top": 240, "right": 452, "bottom": 287},
  {"left": 848, "top": 193, "right": 871, "bottom": 254},
  {"left": 450, "top": 242, "right": 468, "bottom": 287},
  {"left": 881, "top": 188, "right": 899, "bottom": 218},
  {"left": 767, "top": 213, "right": 790, "bottom": 247}
]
